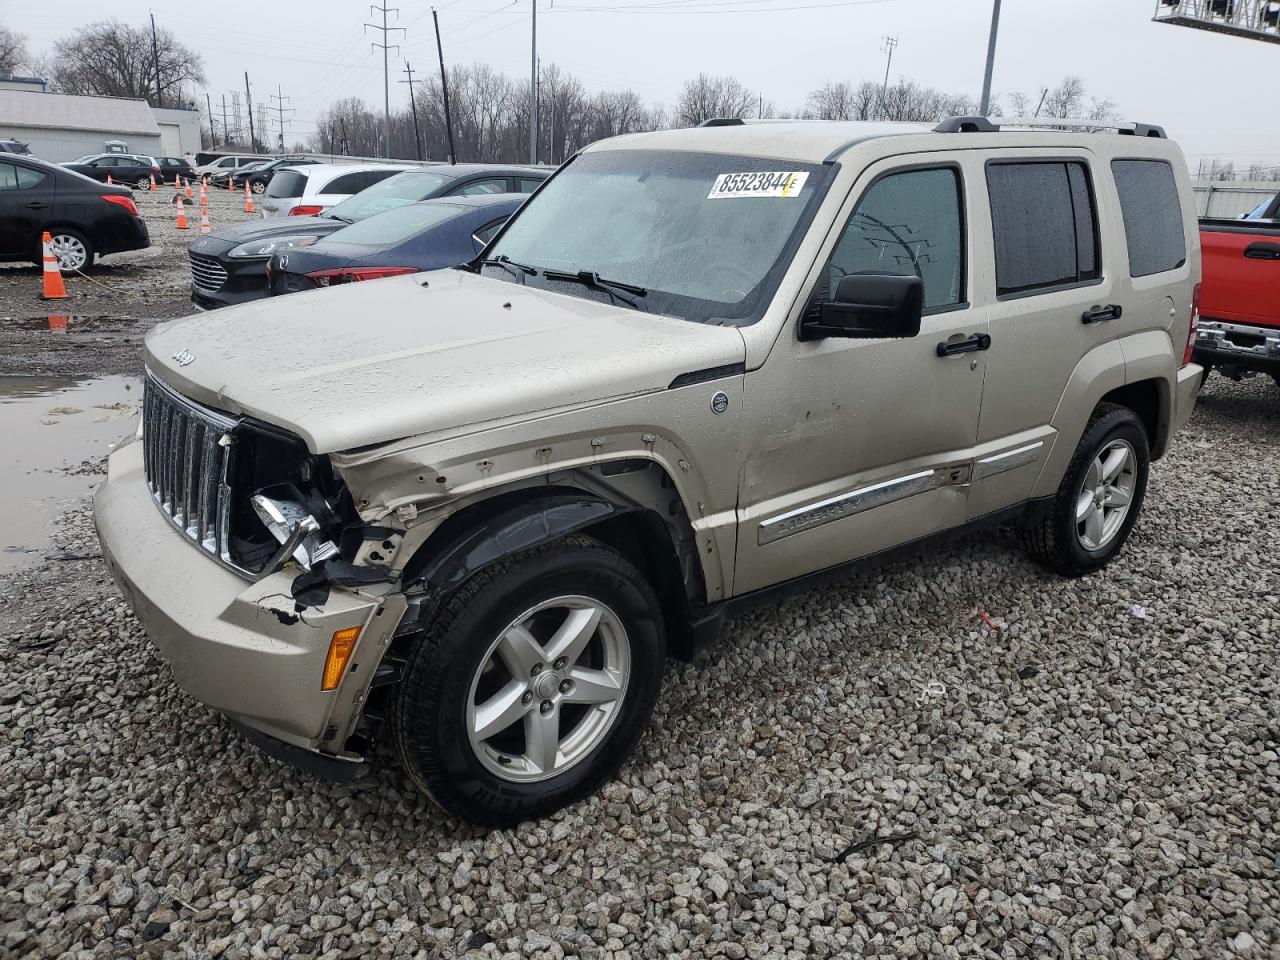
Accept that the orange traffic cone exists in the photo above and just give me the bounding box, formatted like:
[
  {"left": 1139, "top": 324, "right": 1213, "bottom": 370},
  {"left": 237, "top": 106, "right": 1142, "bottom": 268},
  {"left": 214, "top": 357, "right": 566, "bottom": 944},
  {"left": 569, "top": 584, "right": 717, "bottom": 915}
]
[
  {"left": 149, "top": 174, "right": 157, "bottom": 192},
  {"left": 39, "top": 232, "right": 68, "bottom": 300},
  {"left": 106, "top": 173, "right": 113, "bottom": 184},
  {"left": 185, "top": 182, "right": 193, "bottom": 199},
  {"left": 199, "top": 191, "right": 208, "bottom": 208},
  {"left": 199, "top": 208, "right": 211, "bottom": 235},
  {"left": 175, "top": 201, "right": 189, "bottom": 230},
  {"left": 175, "top": 174, "right": 183, "bottom": 193},
  {"left": 243, "top": 182, "right": 255, "bottom": 214}
]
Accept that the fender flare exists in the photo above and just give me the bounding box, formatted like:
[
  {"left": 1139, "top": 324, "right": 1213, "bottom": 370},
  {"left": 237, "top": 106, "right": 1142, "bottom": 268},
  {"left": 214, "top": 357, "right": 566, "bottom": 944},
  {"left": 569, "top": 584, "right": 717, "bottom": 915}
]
[{"left": 403, "top": 490, "right": 634, "bottom": 604}]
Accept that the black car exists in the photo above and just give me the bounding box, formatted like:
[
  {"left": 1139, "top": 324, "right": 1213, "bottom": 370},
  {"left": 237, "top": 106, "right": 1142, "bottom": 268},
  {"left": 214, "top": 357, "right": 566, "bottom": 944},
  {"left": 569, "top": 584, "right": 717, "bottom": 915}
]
[
  {"left": 156, "top": 156, "right": 196, "bottom": 184},
  {"left": 62, "top": 154, "right": 161, "bottom": 189},
  {"left": 0, "top": 155, "right": 150, "bottom": 270},
  {"left": 231, "top": 157, "right": 321, "bottom": 193},
  {"left": 268, "top": 193, "right": 524, "bottom": 295},
  {"left": 188, "top": 163, "right": 548, "bottom": 308}
]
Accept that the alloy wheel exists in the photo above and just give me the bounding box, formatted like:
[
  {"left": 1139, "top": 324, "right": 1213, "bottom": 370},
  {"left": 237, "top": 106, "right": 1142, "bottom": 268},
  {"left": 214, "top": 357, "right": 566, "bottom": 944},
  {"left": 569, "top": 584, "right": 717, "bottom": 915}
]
[
  {"left": 465, "top": 595, "right": 630, "bottom": 783},
  {"left": 1075, "top": 439, "right": 1137, "bottom": 551}
]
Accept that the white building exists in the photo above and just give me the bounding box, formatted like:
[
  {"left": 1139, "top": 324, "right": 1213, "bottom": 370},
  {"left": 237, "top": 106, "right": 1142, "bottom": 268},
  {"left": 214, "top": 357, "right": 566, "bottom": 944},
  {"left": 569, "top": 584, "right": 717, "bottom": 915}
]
[{"left": 0, "top": 89, "right": 201, "bottom": 162}]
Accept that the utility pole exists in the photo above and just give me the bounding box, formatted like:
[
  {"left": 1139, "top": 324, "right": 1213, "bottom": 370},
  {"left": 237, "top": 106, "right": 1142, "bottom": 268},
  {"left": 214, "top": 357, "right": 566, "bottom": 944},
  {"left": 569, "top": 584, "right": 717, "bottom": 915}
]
[
  {"left": 529, "top": 0, "right": 538, "bottom": 164},
  {"left": 339, "top": 116, "right": 350, "bottom": 156},
  {"left": 244, "top": 72, "right": 257, "bottom": 151},
  {"left": 270, "top": 85, "right": 295, "bottom": 152},
  {"left": 205, "top": 91, "right": 216, "bottom": 147},
  {"left": 366, "top": 2, "right": 405, "bottom": 158},
  {"left": 979, "top": 0, "right": 1002, "bottom": 116},
  {"left": 149, "top": 12, "right": 164, "bottom": 108},
  {"left": 399, "top": 61, "right": 423, "bottom": 161},
  {"left": 879, "top": 35, "right": 898, "bottom": 120},
  {"left": 433, "top": 9, "right": 457, "bottom": 165},
  {"left": 221, "top": 95, "right": 230, "bottom": 149}
]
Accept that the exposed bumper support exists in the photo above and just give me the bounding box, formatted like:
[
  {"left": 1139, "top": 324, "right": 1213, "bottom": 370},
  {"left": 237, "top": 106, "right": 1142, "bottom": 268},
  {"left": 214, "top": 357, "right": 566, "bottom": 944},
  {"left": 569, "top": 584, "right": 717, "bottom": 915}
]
[{"left": 1194, "top": 319, "right": 1280, "bottom": 376}]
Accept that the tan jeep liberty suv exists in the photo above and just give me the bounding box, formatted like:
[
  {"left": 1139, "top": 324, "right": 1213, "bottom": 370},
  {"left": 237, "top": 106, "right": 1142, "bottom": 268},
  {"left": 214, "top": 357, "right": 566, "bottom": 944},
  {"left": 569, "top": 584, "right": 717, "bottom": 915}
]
[{"left": 95, "top": 116, "right": 1203, "bottom": 826}]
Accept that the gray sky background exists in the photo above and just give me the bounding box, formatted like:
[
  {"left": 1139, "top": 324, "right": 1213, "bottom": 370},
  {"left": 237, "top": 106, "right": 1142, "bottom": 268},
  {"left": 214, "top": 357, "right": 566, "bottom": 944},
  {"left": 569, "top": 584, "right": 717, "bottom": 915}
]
[{"left": 9, "top": 0, "right": 1278, "bottom": 169}]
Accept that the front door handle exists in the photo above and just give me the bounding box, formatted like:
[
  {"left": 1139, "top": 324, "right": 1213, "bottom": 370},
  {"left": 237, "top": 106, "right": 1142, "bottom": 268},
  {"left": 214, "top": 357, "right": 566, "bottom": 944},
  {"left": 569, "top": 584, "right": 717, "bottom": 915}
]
[
  {"left": 936, "top": 333, "right": 991, "bottom": 357},
  {"left": 1244, "top": 241, "right": 1280, "bottom": 261},
  {"left": 25, "top": 201, "right": 48, "bottom": 209},
  {"left": 1082, "top": 304, "right": 1123, "bottom": 325}
]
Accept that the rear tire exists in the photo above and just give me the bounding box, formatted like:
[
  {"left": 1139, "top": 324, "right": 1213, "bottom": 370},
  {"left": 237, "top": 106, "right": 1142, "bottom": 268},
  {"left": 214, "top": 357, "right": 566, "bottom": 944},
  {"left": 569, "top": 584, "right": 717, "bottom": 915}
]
[
  {"left": 46, "top": 229, "right": 93, "bottom": 272},
  {"left": 391, "top": 535, "right": 666, "bottom": 827},
  {"left": 251, "top": 181, "right": 266, "bottom": 194},
  {"left": 1020, "top": 403, "right": 1149, "bottom": 577}
]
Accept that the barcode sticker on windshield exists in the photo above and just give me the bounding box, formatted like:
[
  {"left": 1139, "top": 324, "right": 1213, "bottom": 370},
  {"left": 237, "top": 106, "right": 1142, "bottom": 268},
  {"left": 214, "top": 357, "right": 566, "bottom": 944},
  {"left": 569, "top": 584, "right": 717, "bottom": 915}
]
[{"left": 708, "top": 171, "right": 809, "bottom": 200}]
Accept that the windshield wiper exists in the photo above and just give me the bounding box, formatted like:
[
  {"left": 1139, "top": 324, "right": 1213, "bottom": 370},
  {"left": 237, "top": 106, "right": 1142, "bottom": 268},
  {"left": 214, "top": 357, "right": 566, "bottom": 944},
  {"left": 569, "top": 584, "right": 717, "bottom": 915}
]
[
  {"left": 541, "top": 269, "right": 648, "bottom": 309},
  {"left": 325, "top": 213, "right": 353, "bottom": 223},
  {"left": 480, "top": 255, "right": 538, "bottom": 280}
]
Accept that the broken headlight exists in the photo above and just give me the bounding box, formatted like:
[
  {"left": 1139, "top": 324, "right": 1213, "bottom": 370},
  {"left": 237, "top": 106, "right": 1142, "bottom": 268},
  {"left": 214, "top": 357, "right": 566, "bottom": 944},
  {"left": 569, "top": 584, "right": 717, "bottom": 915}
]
[{"left": 251, "top": 492, "right": 340, "bottom": 573}]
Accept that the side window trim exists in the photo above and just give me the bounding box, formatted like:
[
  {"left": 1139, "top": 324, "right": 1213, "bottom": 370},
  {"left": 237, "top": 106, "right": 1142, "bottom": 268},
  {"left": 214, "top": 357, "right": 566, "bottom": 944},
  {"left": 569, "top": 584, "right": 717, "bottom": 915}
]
[
  {"left": 814, "top": 161, "right": 970, "bottom": 318},
  {"left": 986, "top": 156, "right": 1104, "bottom": 302}
]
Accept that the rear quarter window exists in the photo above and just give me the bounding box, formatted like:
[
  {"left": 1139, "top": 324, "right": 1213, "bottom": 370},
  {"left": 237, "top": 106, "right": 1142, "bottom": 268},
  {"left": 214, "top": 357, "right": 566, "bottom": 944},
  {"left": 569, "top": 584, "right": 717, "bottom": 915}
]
[
  {"left": 266, "top": 170, "right": 310, "bottom": 198},
  {"left": 1111, "top": 159, "right": 1187, "bottom": 278},
  {"left": 323, "top": 171, "right": 385, "bottom": 195}
]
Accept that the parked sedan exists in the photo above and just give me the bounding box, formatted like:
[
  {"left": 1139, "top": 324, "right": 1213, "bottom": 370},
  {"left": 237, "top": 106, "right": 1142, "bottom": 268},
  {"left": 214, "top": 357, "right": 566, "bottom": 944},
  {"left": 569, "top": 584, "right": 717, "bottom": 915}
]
[
  {"left": 231, "top": 157, "right": 320, "bottom": 193},
  {"left": 0, "top": 155, "right": 149, "bottom": 270},
  {"left": 62, "top": 154, "right": 161, "bottom": 189},
  {"left": 155, "top": 156, "right": 196, "bottom": 184},
  {"left": 188, "top": 164, "right": 550, "bottom": 308},
  {"left": 267, "top": 193, "right": 523, "bottom": 295}
]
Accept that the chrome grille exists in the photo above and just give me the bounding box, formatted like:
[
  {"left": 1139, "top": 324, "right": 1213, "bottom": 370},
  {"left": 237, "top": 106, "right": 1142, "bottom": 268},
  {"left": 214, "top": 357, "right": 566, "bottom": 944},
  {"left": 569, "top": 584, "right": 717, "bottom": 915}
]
[
  {"left": 189, "top": 253, "right": 228, "bottom": 292},
  {"left": 142, "top": 372, "right": 241, "bottom": 570}
]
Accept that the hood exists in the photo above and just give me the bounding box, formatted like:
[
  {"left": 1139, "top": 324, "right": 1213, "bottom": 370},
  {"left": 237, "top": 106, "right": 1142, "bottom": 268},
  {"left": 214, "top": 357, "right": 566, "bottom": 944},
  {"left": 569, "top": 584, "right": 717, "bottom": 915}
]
[
  {"left": 145, "top": 269, "right": 746, "bottom": 454},
  {"left": 195, "top": 215, "right": 343, "bottom": 248}
]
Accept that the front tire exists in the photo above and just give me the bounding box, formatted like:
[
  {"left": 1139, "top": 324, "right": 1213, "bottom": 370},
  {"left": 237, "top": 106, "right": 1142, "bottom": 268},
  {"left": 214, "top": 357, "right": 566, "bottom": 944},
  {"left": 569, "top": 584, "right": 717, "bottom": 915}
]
[
  {"left": 1020, "top": 403, "right": 1149, "bottom": 577},
  {"left": 391, "top": 535, "right": 666, "bottom": 827},
  {"left": 251, "top": 180, "right": 266, "bottom": 194}
]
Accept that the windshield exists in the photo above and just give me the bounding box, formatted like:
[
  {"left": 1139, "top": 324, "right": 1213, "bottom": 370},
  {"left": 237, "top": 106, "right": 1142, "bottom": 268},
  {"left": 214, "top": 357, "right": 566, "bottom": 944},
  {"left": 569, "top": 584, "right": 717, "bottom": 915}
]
[
  {"left": 483, "top": 150, "right": 827, "bottom": 324},
  {"left": 329, "top": 201, "right": 463, "bottom": 244},
  {"left": 325, "top": 170, "right": 451, "bottom": 222}
]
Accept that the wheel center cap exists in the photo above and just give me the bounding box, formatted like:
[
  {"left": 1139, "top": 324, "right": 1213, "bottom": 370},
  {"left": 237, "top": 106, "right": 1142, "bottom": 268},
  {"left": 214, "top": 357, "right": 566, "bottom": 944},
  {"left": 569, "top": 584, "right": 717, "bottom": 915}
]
[{"left": 534, "top": 672, "right": 560, "bottom": 699}]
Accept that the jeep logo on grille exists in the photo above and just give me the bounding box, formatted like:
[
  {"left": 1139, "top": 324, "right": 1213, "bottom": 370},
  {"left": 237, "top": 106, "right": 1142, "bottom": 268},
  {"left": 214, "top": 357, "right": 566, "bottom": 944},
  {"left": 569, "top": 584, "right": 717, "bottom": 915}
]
[{"left": 172, "top": 349, "right": 195, "bottom": 367}]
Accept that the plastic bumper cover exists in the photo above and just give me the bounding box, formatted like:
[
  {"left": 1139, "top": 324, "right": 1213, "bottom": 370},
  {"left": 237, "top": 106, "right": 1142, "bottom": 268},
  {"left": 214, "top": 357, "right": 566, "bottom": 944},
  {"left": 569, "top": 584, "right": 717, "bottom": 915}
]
[{"left": 93, "top": 440, "right": 392, "bottom": 755}]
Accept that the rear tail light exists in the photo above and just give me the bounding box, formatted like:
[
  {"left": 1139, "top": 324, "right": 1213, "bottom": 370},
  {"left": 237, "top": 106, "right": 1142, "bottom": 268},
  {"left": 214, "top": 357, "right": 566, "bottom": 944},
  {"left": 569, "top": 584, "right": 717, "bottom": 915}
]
[
  {"left": 289, "top": 205, "right": 324, "bottom": 217},
  {"left": 306, "top": 266, "right": 419, "bottom": 286},
  {"left": 101, "top": 194, "right": 139, "bottom": 216},
  {"left": 1183, "top": 282, "right": 1201, "bottom": 366}
]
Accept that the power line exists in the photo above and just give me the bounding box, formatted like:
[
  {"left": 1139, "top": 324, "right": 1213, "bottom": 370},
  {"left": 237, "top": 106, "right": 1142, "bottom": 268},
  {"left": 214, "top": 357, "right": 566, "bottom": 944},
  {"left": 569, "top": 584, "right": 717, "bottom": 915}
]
[{"left": 366, "top": 1, "right": 407, "bottom": 158}]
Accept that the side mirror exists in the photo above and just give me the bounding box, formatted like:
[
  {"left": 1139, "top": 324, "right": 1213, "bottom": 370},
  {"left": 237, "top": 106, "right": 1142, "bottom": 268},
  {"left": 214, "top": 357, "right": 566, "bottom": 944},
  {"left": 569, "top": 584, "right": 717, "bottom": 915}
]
[{"left": 799, "top": 273, "right": 924, "bottom": 342}]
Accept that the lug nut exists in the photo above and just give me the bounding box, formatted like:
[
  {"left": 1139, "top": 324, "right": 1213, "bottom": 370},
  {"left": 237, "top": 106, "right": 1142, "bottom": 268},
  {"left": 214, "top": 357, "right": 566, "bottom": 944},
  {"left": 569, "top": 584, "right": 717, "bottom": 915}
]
[
  {"left": 530, "top": 663, "right": 543, "bottom": 677},
  {"left": 522, "top": 691, "right": 533, "bottom": 705},
  {"left": 553, "top": 657, "right": 568, "bottom": 670},
  {"left": 540, "top": 700, "right": 553, "bottom": 715},
  {"left": 559, "top": 679, "right": 573, "bottom": 694}
]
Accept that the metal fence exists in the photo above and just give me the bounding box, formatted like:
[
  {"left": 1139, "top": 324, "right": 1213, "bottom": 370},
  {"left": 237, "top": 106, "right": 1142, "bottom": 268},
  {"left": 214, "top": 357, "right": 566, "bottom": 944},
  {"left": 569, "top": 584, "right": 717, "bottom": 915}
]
[{"left": 1192, "top": 181, "right": 1280, "bottom": 219}]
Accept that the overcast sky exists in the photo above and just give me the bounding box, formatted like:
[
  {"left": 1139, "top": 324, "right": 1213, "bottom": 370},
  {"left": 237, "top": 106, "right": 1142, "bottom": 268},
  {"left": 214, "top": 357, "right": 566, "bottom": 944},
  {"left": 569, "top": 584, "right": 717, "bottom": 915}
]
[{"left": 9, "top": 0, "right": 1278, "bottom": 169}]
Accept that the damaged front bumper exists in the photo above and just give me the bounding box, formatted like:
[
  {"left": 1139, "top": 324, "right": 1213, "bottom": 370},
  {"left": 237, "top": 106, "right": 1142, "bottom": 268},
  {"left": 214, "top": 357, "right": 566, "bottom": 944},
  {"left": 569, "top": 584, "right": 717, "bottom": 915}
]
[{"left": 94, "top": 439, "right": 405, "bottom": 770}]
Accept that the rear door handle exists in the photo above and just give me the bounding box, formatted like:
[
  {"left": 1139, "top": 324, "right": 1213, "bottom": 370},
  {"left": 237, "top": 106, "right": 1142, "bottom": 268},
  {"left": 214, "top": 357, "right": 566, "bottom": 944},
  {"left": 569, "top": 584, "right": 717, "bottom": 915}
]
[
  {"left": 936, "top": 333, "right": 991, "bottom": 357},
  {"left": 1244, "top": 241, "right": 1280, "bottom": 261},
  {"left": 1082, "top": 304, "right": 1123, "bottom": 325},
  {"left": 25, "top": 201, "right": 48, "bottom": 209}
]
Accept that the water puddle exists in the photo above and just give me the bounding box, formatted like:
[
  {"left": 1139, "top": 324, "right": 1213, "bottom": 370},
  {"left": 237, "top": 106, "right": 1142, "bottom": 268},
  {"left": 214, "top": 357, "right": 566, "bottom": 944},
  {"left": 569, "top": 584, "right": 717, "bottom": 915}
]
[
  {"left": 0, "top": 314, "right": 141, "bottom": 334},
  {"left": 0, "top": 374, "right": 140, "bottom": 575}
]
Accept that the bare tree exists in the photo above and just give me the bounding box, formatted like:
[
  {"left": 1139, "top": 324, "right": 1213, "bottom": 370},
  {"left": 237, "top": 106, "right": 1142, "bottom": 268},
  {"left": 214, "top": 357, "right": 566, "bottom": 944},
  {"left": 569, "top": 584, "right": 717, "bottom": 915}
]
[
  {"left": 1041, "top": 76, "right": 1087, "bottom": 118},
  {"left": 805, "top": 80, "right": 882, "bottom": 120},
  {"left": 47, "top": 20, "right": 205, "bottom": 107},
  {"left": 675, "top": 74, "right": 755, "bottom": 126},
  {"left": 0, "top": 27, "right": 29, "bottom": 76}
]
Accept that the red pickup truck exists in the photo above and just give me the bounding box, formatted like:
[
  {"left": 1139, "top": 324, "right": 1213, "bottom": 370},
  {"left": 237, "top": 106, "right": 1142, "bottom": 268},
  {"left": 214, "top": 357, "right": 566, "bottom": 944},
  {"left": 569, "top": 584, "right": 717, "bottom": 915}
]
[{"left": 1195, "top": 194, "right": 1280, "bottom": 387}]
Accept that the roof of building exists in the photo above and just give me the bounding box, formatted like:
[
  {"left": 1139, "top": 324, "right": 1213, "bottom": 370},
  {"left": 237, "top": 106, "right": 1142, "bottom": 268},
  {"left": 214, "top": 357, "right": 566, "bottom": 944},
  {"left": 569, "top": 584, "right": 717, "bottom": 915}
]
[{"left": 0, "top": 90, "right": 160, "bottom": 136}]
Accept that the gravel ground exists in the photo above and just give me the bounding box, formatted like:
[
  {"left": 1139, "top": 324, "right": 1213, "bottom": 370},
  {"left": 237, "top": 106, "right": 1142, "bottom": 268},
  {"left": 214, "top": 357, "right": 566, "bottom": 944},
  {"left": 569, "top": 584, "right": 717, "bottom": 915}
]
[
  {"left": 0, "top": 186, "right": 258, "bottom": 378},
  {"left": 2, "top": 370, "right": 1278, "bottom": 959}
]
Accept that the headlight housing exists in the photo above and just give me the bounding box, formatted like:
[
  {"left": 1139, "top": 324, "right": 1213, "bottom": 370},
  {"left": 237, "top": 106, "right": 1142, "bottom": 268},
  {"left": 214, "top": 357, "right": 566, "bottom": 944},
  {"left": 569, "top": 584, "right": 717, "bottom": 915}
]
[
  {"left": 228, "top": 235, "right": 320, "bottom": 259},
  {"left": 251, "top": 493, "right": 339, "bottom": 572}
]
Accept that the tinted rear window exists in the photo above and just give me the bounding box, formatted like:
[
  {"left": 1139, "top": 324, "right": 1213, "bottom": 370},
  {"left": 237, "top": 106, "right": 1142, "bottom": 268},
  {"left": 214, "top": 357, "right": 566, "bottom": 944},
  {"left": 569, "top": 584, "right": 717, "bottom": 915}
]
[
  {"left": 266, "top": 170, "right": 310, "bottom": 198},
  {"left": 329, "top": 202, "right": 462, "bottom": 244},
  {"left": 987, "top": 160, "right": 1100, "bottom": 297},
  {"left": 1111, "top": 160, "right": 1186, "bottom": 277},
  {"left": 325, "top": 170, "right": 450, "bottom": 221}
]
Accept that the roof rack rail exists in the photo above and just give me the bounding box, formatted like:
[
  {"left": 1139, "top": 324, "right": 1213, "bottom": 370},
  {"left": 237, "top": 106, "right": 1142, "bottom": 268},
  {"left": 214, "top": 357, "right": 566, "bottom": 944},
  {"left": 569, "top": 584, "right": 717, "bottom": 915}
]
[
  {"left": 699, "top": 117, "right": 746, "bottom": 127},
  {"left": 934, "top": 116, "right": 1167, "bottom": 139}
]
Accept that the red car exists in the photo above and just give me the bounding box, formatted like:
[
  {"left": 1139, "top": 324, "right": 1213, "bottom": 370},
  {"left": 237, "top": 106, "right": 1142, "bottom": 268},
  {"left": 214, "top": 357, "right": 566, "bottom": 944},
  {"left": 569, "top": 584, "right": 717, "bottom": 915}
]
[{"left": 1194, "top": 194, "right": 1280, "bottom": 388}]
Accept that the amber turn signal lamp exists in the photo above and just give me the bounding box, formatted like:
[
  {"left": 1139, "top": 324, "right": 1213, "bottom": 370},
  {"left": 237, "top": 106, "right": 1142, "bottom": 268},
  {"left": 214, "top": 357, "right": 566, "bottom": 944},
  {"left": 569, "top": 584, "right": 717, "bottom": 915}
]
[{"left": 322, "top": 627, "right": 362, "bottom": 691}]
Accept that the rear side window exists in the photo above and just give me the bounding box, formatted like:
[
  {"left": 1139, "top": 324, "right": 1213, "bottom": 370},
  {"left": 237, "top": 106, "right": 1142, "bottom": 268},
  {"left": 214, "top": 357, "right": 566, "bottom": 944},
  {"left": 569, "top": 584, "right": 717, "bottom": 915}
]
[
  {"left": 517, "top": 177, "right": 544, "bottom": 193},
  {"left": 452, "top": 178, "right": 509, "bottom": 196},
  {"left": 266, "top": 170, "right": 310, "bottom": 198},
  {"left": 0, "top": 163, "right": 46, "bottom": 189},
  {"left": 987, "top": 161, "right": 1100, "bottom": 297},
  {"left": 824, "top": 166, "right": 965, "bottom": 311},
  {"left": 1111, "top": 159, "right": 1186, "bottom": 277}
]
